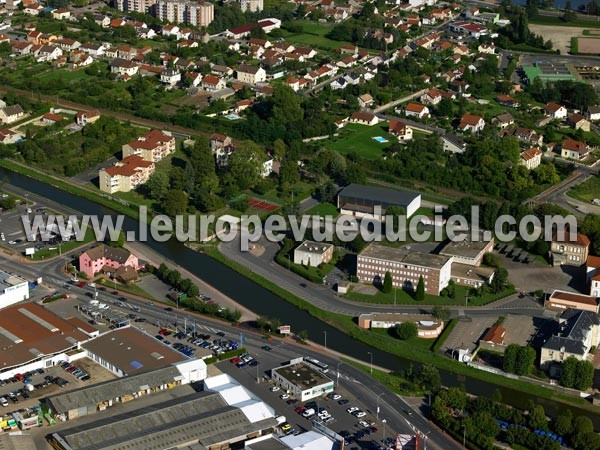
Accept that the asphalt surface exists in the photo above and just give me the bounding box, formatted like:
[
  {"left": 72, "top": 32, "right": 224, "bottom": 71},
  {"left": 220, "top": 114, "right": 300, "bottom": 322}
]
[{"left": 18, "top": 278, "right": 459, "bottom": 450}]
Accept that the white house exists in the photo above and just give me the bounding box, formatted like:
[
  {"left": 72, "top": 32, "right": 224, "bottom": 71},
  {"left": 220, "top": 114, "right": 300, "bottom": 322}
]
[
  {"left": 110, "top": 58, "right": 139, "bottom": 76},
  {"left": 544, "top": 102, "right": 568, "bottom": 120},
  {"left": 458, "top": 114, "right": 485, "bottom": 133},
  {"left": 160, "top": 68, "right": 181, "bottom": 87},
  {"left": 236, "top": 65, "right": 266, "bottom": 84},
  {"left": 520, "top": 147, "right": 542, "bottom": 170},
  {"left": 587, "top": 106, "right": 600, "bottom": 121},
  {"left": 0, "top": 105, "right": 24, "bottom": 124},
  {"left": 201, "top": 75, "right": 226, "bottom": 91},
  {"left": 403, "top": 102, "right": 429, "bottom": 119},
  {"left": 36, "top": 45, "right": 63, "bottom": 62},
  {"left": 349, "top": 112, "right": 379, "bottom": 126}
]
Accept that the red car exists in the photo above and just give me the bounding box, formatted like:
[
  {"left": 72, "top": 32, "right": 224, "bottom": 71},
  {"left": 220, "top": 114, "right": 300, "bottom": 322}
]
[
  {"left": 76, "top": 282, "right": 86, "bottom": 288},
  {"left": 15, "top": 374, "right": 24, "bottom": 381},
  {"left": 294, "top": 406, "right": 305, "bottom": 414},
  {"left": 230, "top": 357, "right": 241, "bottom": 364}
]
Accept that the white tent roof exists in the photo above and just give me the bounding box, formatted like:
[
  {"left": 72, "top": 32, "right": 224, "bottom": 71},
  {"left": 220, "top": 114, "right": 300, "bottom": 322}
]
[{"left": 279, "top": 431, "right": 336, "bottom": 450}]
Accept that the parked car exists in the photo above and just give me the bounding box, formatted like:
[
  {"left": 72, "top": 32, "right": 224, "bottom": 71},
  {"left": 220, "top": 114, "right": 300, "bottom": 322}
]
[{"left": 270, "top": 386, "right": 280, "bottom": 392}]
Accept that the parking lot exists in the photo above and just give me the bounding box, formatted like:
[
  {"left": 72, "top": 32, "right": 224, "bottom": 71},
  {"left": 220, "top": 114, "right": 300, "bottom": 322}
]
[
  {"left": 502, "top": 315, "right": 539, "bottom": 347},
  {"left": 216, "top": 354, "right": 394, "bottom": 449}
]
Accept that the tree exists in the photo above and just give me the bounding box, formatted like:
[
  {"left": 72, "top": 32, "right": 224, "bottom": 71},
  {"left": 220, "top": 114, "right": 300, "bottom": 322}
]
[
  {"left": 560, "top": 356, "right": 578, "bottom": 388},
  {"left": 528, "top": 404, "right": 548, "bottom": 431},
  {"left": 503, "top": 344, "right": 519, "bottom": 373},
  {"left": 298, "top": 330, "right": 308, "bottom": 341},
  {"left": 396, "top": 321, "right": 418, "bottom": 340},
  {"left": 574, "top": 359, "right": 594, "bottom": 390},
  {"left": 142, "top": 171, "right": 170, "bottom": 201},
  {"left": 163, "top": 190, "right": 189, "bottom": 216},
  {"left": 273, "top": 139, "right": 287, "bottom": 161},
  {"left": 227, "top": 141, "right": 267, "bottom": 190},
  {"left": 432, "top": 306, "right": 451, "bottom": 322},
  {"left": 553, "top": 410, "right": 573, "bottom": 436},
  {"left": 382, "top": 271, "right": 393, "bottom": 293},
  {"left": 106, "top": 231, "right": 125, "bottom": 248},
  {"left": 514, "top": 346, "right": 536, "bottom": 376},
  {"left": 415, "top": 276, "right": 425, "bottom": 301},
  {"left": 562, "top": 0, "right": 577, "bottom": 21},
  {"left": 415, "top": 363, "right": 441, "bottom": 392}
]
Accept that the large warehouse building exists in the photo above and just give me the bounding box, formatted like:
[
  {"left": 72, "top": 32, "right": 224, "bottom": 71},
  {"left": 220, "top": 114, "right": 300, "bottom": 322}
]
[
  {"left": 0, "top": 270, "right": 29, "bottom": 309},
  {"left": 49, "top": 374, "right": 278, "bottom": 450},
  {"left": 0, "top": 302, "right": 90, "bottom": 380},
  {"left": 337, "top": 183, "right": 421, "bottom": 220}
]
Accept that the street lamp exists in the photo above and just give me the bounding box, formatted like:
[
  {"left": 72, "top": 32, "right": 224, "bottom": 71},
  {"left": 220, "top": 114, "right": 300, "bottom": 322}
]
[
  {"left": 376, "top": 392, "right": 385, "bottom": 421},
  {"left": 336, "top": 361, "right": 342, "bottom": 387},
  {"left": 382, "top": 419, "right": 387, "bottom": 443},
  {"left": 323, "top": 330, "right": 327, "bottom": 350},
  {"left": 367, "top": 352, "right": 373, "bottom": 374},
  {"left": 422, "top": 431, "right": 431, "bottom": 450},
  {"left": 462, "top": 424, "right": 467, "bottom": 448}
]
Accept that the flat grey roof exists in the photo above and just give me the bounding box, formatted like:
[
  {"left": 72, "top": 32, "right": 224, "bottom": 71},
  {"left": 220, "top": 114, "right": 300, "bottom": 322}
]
[
  {"left": 54, "top": 390, "right": 279, "bottom": 450},
  {"left": 338, "top": 184, "right": 419, "bottom": 207},
  {"left": 439, "top": 233, "right": 493, "bottom": 259},
  {"left": 360, "top": 244, "right": 451, "bottom": 269},
  {"left": 0, "top": 270, "right": 26, "bottom": 290},
  {"left": 451, "top": 263, "right": 495, "bottom": 281},
  {"left": 0, "top": 433, "right": 36, "bottom": 450},
  {"left": 46, "top": 365, "right": 182, "bottom": 414},
  {"left": 296, "top": 241, "right": 334, "bottom": 254},
  {"left": 273, "top": 363, "right": 332, "bottom": 390},
  {"left": 82, "top": 327, "right": 186, "bottom": 375},
  {"left": 246, "top": 438, "right": 288, "bottom": 450}
]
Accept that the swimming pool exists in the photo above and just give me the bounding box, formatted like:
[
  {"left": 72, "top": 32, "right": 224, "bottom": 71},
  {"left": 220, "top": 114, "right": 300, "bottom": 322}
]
[
  {"left": 372, "top": 136, "right": 388, "bottom": 143},
  {"left": 225, "top": 114, "right": 241, "bottom": 120}
]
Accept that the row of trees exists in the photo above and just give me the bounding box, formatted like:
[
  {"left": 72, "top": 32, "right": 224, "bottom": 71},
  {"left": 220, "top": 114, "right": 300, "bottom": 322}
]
[{"left": 148, "top": 263, "right": 200, "bottom": 299}]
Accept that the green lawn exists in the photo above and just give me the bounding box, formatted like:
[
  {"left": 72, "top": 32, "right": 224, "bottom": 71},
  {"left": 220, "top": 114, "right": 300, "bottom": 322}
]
[
  {"left": 567, "top": 176, "right": 600, "bottom": 203},
  {"left": 345, "top": 284, "right": 515, "bottom": 306},
  {"left": 281, "top": 21, "right": 354, "bottom": 51},
  {"left": 96, "top": 277, "right": 157, "bottom": 300},
  {"left": 529, "top": 15, "right": 600, "bottom": 29},
  {"left": 305, "top": 202, "right": 339, "bottom": 217},
  {"left": 328, "top": 123, "right": 395, "bottom": 159}
]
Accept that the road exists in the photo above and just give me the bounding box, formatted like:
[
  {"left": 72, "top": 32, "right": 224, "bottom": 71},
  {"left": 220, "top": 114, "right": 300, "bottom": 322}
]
[
  {"left": 220, "top": 233, "right": 545, "bottom": 318},
  {"left": 0, "top": 249, "right": 459, "bottom": 450}
]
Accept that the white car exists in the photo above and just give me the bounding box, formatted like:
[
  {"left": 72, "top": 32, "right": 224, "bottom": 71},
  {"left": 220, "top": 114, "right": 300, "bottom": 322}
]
[
  {"left": 0, "top": 233, "right": 5, "bottom": 241},
  {"left": 98, "top": 303, "right": 109, "bottom": 310},
  {"left": 71, "top": 277, "right": 79, "bottom": 282},
  {"left": 358, "top": 420, "right": 370, "bottom": 428},
  {"left": 346, "top": 407, "right": 359, "bottom": 414},
  {"left": 329, "top": 393, "right": 341, "bottom": 400},
  {"left": 88, "top": 283, "right": 96, "bottom": 288},
  {"left": 354, "top": 411, "right": 366, "bottom": 418},
  {"left": 270, "top": 386, "right": 280, "bottom": 392},
  {"left": 280, "top": 393, "right": 289, "bottom": 400},
  {"left": 318, "top": 410, "right": 330, "bottom": 419}
]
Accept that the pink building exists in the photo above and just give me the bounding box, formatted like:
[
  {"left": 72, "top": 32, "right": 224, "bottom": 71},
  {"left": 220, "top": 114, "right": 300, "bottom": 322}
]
[{"left": 79, "top": 245, "right": 139, "bottom": 279}]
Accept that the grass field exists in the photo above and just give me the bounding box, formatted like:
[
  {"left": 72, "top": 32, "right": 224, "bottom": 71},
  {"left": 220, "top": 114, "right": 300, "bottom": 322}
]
[
  {"left": 37, "top": 69, "right": 92, "bottom": 84},
  {"left": 567, "top": 176, "right": 600, "bottom": 202},
  {"left": 281, "top": 21, "right": 354, "bottom": 51},
  {"left": 345, "top": 284, "right": 514, "bottom": 306},
  {"left": 328, "top": 123, "right": 394, "bottom": 159},
  {"left": 305, "top": 202, "right": 339, "bottom": 217},
  {"left": 529, "top": 15, "right": 600, "bottom": 29}
]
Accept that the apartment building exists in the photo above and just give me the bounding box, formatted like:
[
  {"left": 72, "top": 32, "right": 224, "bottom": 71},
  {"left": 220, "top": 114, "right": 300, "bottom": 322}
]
[
  {"left": 122, "top": 129, "right": 176, "bottom": 162},
  {"left": 238, "top": 0, "right": 263, "bottom": 12},
  {"left": 99, "top": 155, "right": 155, "bottom": 194},
  {"left": 357, "top": 244, "right": 452, "bottom": 295},
  {"left": 114, "top": 0, "right": 157, "bottom": 13},
  {"left": 155, "top": 0, "right": 214, "bottom": 27}
]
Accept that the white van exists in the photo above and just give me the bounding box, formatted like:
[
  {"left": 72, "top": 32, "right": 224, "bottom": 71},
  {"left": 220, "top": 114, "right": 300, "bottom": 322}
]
[{"left": 0, "top": 397, "right": 8, "bottom": 407}]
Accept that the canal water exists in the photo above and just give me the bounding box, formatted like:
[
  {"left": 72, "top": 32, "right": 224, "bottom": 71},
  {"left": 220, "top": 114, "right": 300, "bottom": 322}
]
[{"left": 0, "top": 167, "right": 598, "bottom": 425}]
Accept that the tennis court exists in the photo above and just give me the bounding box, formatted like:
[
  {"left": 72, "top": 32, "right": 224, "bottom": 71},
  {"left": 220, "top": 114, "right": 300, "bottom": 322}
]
[{"left": 248, "top": 198, "right": 279, "bottom": 211}]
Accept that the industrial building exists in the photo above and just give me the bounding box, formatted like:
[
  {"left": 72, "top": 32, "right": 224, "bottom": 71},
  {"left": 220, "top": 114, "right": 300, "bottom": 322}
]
[
  {"left": 246, "top": 429, "right": 341, "bottom": 450},
  {"left": 0, "top": 303, "right": 89, "bottom": 380},
  {"left": 49, "top": 379, "right": 278, "bottom": 450},
  {"left": 271, "top": 359, "right": 334, "bottom": 402},
  {"left": 45, "top": 359, "right": 207, "bottom": 421},
  {"left": 337, "top": 183, "right": 421, "bottom": 220},
  {"left": 81, "top": 326, "right": 189, "bottom": 376},
  {"left": 357, "top": 244, "right": 452, "bottom": 295},
  {"left": 0, "top": 270, "right": 29, "bottom": 309}
]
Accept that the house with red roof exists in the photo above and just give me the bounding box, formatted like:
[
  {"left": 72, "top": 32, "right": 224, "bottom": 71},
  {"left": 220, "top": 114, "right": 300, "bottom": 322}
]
[
  {"left": 561, "top": 139, "right": 589, "bottom": 160},
  {"left": 403, "top": 102, "right": 430, "bottom": 119},
  {"left": 544, "top": 102, "right": 568, "bottom": 120},
  {"left": 519, "top": 147, "right": 542, "bottom": 170},
  {"left": 458, "top": 114, "right": 485, "bottom": 133},
  {"left": 389, "top": 119, "right": 413, "bottom": 141}
]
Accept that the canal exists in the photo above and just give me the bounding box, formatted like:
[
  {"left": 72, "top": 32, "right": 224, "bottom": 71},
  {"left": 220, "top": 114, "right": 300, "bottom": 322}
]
[{"left": 0, "top": 166, "right": 598, "bottom": 425}]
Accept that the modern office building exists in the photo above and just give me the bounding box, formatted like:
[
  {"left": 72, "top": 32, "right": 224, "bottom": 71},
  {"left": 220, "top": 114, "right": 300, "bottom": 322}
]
[{"left": 271, "top": 359, "right": 334, "bottom": 401}]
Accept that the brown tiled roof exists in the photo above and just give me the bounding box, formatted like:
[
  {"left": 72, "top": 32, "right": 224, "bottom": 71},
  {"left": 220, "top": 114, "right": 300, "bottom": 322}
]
[
  {"left": 551, "top": 291, "right": 597, "bottom": 306},
  {"left": 481, "top": 325, "right": 505, "bottom": 344},
  {"left": 84, "top": 244, "right": 132, "bottom": 264},
  {"left": 104, "top": 155, "right": 153, "bottom": 177}
]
